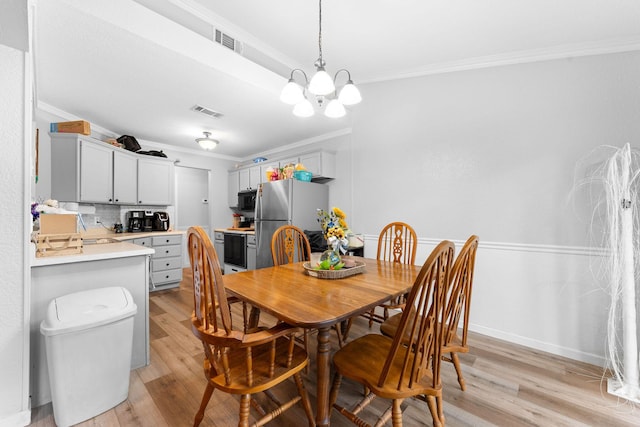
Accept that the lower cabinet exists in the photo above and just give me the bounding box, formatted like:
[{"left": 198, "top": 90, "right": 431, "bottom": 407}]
[{"left": 133, "top": 234, "right": 183, "bottom": 291}]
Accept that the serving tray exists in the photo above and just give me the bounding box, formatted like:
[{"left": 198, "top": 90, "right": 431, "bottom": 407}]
[{"left": 303, "top": 260, "right": 366, "bottom": 279}]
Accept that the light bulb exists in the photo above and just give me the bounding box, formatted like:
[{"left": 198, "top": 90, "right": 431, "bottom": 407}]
[
  {"left": 293, "top": 99, "right": 314, "bottom": 117},
  {"left": 338, "top": 81, "right": 361, "bottom": 105},
  {"left": 308, "top": 68, "right": 335, "bottom": 96},
  {"left": 280, "top": 79, "right": 305, "bottom": 105},
  {"left": 324, "top": 99, "right": 346, "bottom": 118}
]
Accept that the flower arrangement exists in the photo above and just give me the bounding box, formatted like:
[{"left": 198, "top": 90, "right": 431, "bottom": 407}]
[{"left": 317, "top": 207, "right": 350, "bottom": 255}]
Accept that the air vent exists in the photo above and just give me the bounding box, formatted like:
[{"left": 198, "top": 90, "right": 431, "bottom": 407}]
[
  {"left": 191, "top": 105, "right": 224, "bottom": 119},
  {"left": 215, "top": 29, "right": 243, "bottom": 53}
]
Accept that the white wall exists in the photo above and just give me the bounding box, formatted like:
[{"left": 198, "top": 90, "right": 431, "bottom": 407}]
[
  {"left": 0, "top": 15, "right": 31, "bottom": 427},
  {"left": 338, "top": 51, "right": 640, "bottom": 365}
]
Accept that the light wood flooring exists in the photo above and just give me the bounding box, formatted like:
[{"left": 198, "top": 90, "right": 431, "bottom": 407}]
[{"left": 30, "top": 268, "right": 640, "bottom": 426}]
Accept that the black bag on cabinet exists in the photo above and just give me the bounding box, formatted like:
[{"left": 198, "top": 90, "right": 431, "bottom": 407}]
[{"left": 117, "top": 135, "right": 141, "bottom": 152}]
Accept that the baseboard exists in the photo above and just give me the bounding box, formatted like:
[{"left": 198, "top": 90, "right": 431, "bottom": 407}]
[
  {"left": 470, "top": 323, "right": 606, "bottom": 367},
  {"left": 0, "top": 409, "right": 31, "bottom": 427}
]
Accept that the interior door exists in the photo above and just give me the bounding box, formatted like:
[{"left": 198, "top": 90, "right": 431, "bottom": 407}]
[{"left": 175, "top": 166, "right": 210, "bottom": 266}]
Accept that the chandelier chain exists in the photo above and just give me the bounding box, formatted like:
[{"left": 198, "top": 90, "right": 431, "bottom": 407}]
[{"left": 317, "top": 0, "right": 323, "bottom": 63}]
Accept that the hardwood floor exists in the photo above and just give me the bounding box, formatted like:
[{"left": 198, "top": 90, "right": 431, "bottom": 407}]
[{"left": 30, "top": 268, "right": 639, "bottom": 426}]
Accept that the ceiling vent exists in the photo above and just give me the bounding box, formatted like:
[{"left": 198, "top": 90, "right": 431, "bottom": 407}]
[
  {"left": 191, "top": 104, "right": 224, "bottom": 119},
  {"left": 215, "top": 29, "right": 243, "bottom": 54}
]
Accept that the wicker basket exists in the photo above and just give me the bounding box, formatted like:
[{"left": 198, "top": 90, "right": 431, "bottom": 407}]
[{"left": 303, "top": 259, "right": 366, "bottom": 279}]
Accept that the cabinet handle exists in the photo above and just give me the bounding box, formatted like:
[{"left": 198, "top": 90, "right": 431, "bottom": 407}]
[
  {"left": 166, "top": 263, "right": 170, "bottom": 266},
  {"left": 115, "top": 198, "right": 119, "bottom": 202},
  {"left": 139, "top": 200, "right": 142, "bottom": 203},
  {"left": 165, "top": 250, "right": 169, "bottom": 254}
]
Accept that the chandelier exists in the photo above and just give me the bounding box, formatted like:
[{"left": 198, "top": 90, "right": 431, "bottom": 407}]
[{"left": 280, "top": 0, "right": 361, "bottom": 118}]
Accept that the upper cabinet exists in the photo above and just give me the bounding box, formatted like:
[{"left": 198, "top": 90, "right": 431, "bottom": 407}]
[
  {"left": 50, "top": 133, "right": 174, "bottom": 206},
  {"left": 228, "top": 170, "right": 239, "bottom": 207},
  {"left": 238, "top": 166, "right": 261, "bottom": 191},
  {"left": 113, "top": 150, "right": 138, "bottom": 204},
  {"left": 299, "top": 151, "right": 336, "bottom": 179},
  {"left": 137, "top": 157, "right": 174, "bottom": 205},
  {"left": 226, "top": 151, "right": 336, "bottom": 203}
]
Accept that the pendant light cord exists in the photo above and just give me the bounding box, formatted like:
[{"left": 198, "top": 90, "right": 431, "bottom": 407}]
[{"left": 318, "top": 0, "right": 323, "bottom": 64}]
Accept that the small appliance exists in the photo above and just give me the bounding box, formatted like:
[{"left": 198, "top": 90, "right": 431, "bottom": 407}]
[
  {"left": 238, "top": 189, "right": 257, "bottom": 211},
  {"left": 152, "top": 212, "right": 170, "bottom": 231},
  {"left": 142, "top": 210, "right": 154, "bottom": 232},
  {"left": 127, "top": 210, "right": 146, "bottom": 232}
]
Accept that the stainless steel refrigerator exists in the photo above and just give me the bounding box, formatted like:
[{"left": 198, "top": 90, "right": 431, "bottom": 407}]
[{"left": 255, "top": 179, "right": 328, "bottom": 269}]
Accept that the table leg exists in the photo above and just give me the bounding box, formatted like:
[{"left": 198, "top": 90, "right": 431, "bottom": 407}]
[{"left": 316, "top": 327, "right": 332, "bottom": 427}]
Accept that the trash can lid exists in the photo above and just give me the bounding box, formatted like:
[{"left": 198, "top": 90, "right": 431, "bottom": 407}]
[{"left": 41, "top": 287, "right": 137, "bottom": 336}]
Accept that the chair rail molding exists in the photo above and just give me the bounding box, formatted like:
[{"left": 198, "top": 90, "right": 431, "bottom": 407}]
[{"left": 361, "top": 234, "right": 609, "bottom": 367}]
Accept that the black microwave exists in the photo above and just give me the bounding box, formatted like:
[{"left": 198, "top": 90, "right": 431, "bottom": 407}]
[{"left": 238, "top": 189, "right": 257, "bottom": 211}]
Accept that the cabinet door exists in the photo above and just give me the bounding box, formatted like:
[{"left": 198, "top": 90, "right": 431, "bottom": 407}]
[
  {"left": 299, "top": 152, "right": 336, "bottom": 178},
  {"left": 239, "top": 168, "right": 250, "bottom": 190},
  {"left": 138, "top": 157, "right": 174, "bottom": 205},
  {"left": 113, "top": 150, "right": 138, "bottom": 204},
  {"left": 279, "top": 157, "right": 298, "bottom": 167},
  {"left": 249, "top": 166, "right": 261, "bottom": 189},
  {"left": 80, "top": 140, "right": 113, "bottom": 203},
  {"left": 228, "top": 170, "right": 239, "bottom": 207}
]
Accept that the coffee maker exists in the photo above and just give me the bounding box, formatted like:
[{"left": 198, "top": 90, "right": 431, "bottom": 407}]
[
  {"left": 127, "top": 210, "right": 145, "bottom": 232},
  {"left": 142, "top": 210, "right": 154, "bottom": 232}
]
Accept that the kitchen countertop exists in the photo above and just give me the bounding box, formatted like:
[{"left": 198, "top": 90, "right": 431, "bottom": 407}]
[
  {"left": 82, "top": 229, "right": 186, "bottom": 240},
  {"left": 31, "top": 240, "right": 155, "bottom": 267},
  {"left": 214, "top": 228, "right": 255, "bottom": 235},
  {"left": 31, "top": 229, "right": 184, "bottom": 267}
]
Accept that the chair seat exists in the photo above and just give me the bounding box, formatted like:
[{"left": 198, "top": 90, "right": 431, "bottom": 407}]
[
  {"left": 209, "top": 336, "right": 308, "bottom": 395},
  {"left": 333, "top": 334, "right": 437, "bottom": 400}
]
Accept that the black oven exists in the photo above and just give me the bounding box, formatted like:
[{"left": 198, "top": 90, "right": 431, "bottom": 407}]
[
  {"left": 224, "top": 233, "right": 247, "bottom": 268},
  {"left": 238, "top": 189, "right": 257, "bottom": 211}
]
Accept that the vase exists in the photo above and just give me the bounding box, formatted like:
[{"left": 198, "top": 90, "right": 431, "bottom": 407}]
[{"left": 319, "top": 249, "right": 341, "bottom": 268}]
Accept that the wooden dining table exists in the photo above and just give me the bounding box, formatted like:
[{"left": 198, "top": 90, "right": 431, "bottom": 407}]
[{"left": 222, "top": 257, "right": 421, "bottom": 427}]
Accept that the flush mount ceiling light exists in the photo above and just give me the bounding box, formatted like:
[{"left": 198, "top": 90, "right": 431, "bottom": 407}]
[
  {"left": 196, "top": 131, "right": 219, "bottom": 150},
  {"left": 280, "top": 0, "right": 361, "bottom": 118}
]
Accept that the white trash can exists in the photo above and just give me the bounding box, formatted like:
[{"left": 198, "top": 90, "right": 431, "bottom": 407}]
[{"left": 40, "top": 286, "right": 137, "bottom": 427}]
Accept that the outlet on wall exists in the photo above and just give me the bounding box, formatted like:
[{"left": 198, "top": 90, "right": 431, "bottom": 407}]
[{"left": 94, "top": 216, "right": 100, "bottom": 225}]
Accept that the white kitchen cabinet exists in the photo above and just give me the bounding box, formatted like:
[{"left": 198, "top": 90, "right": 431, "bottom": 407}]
[
  {"left": 79, "top": 140, "right": 114, "bottom": 203},
  {"left": 228, "top": 170, "right": 239, "bottom": 207},
  {"left": 279, "top": 157, "right": 299, "bottom": 167},
  {"left": 249, "top": 166, "right": 261, "bottom": 188},
  {"left": 51, "top": 134, "right": 114, "bottom": 203},
  {"left": 237, "top": 166, "right": 261, "bottom": 190},
  {"left": 113, "top": 150, "right": 138, "bottom": 204},
  {"left": 299, "top": 151, "right": 336, "bottom": 179},
  {"left": 239, "top": 168, "right": 250, "bottom": 190},
  {"left": 149, "top": 234, "right": 183, "bottom": 291},
  {"left": 137, "top": 157, "right": 175, "bottom": 205},
  {"left": 51, "top": 133, "right": 174, "bottom": 206}
]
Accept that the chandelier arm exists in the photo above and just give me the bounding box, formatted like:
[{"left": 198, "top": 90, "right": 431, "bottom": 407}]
[
  {"left": 290, "top": 68, "right": 309, "bottom": 85},
  {"left": 333, "top": 69, "right": 352, "bottom": 85}
]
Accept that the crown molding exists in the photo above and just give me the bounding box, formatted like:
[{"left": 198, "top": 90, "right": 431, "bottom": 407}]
[{"left": 363, "top": 37, "right": 640, "bottom": 84}]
